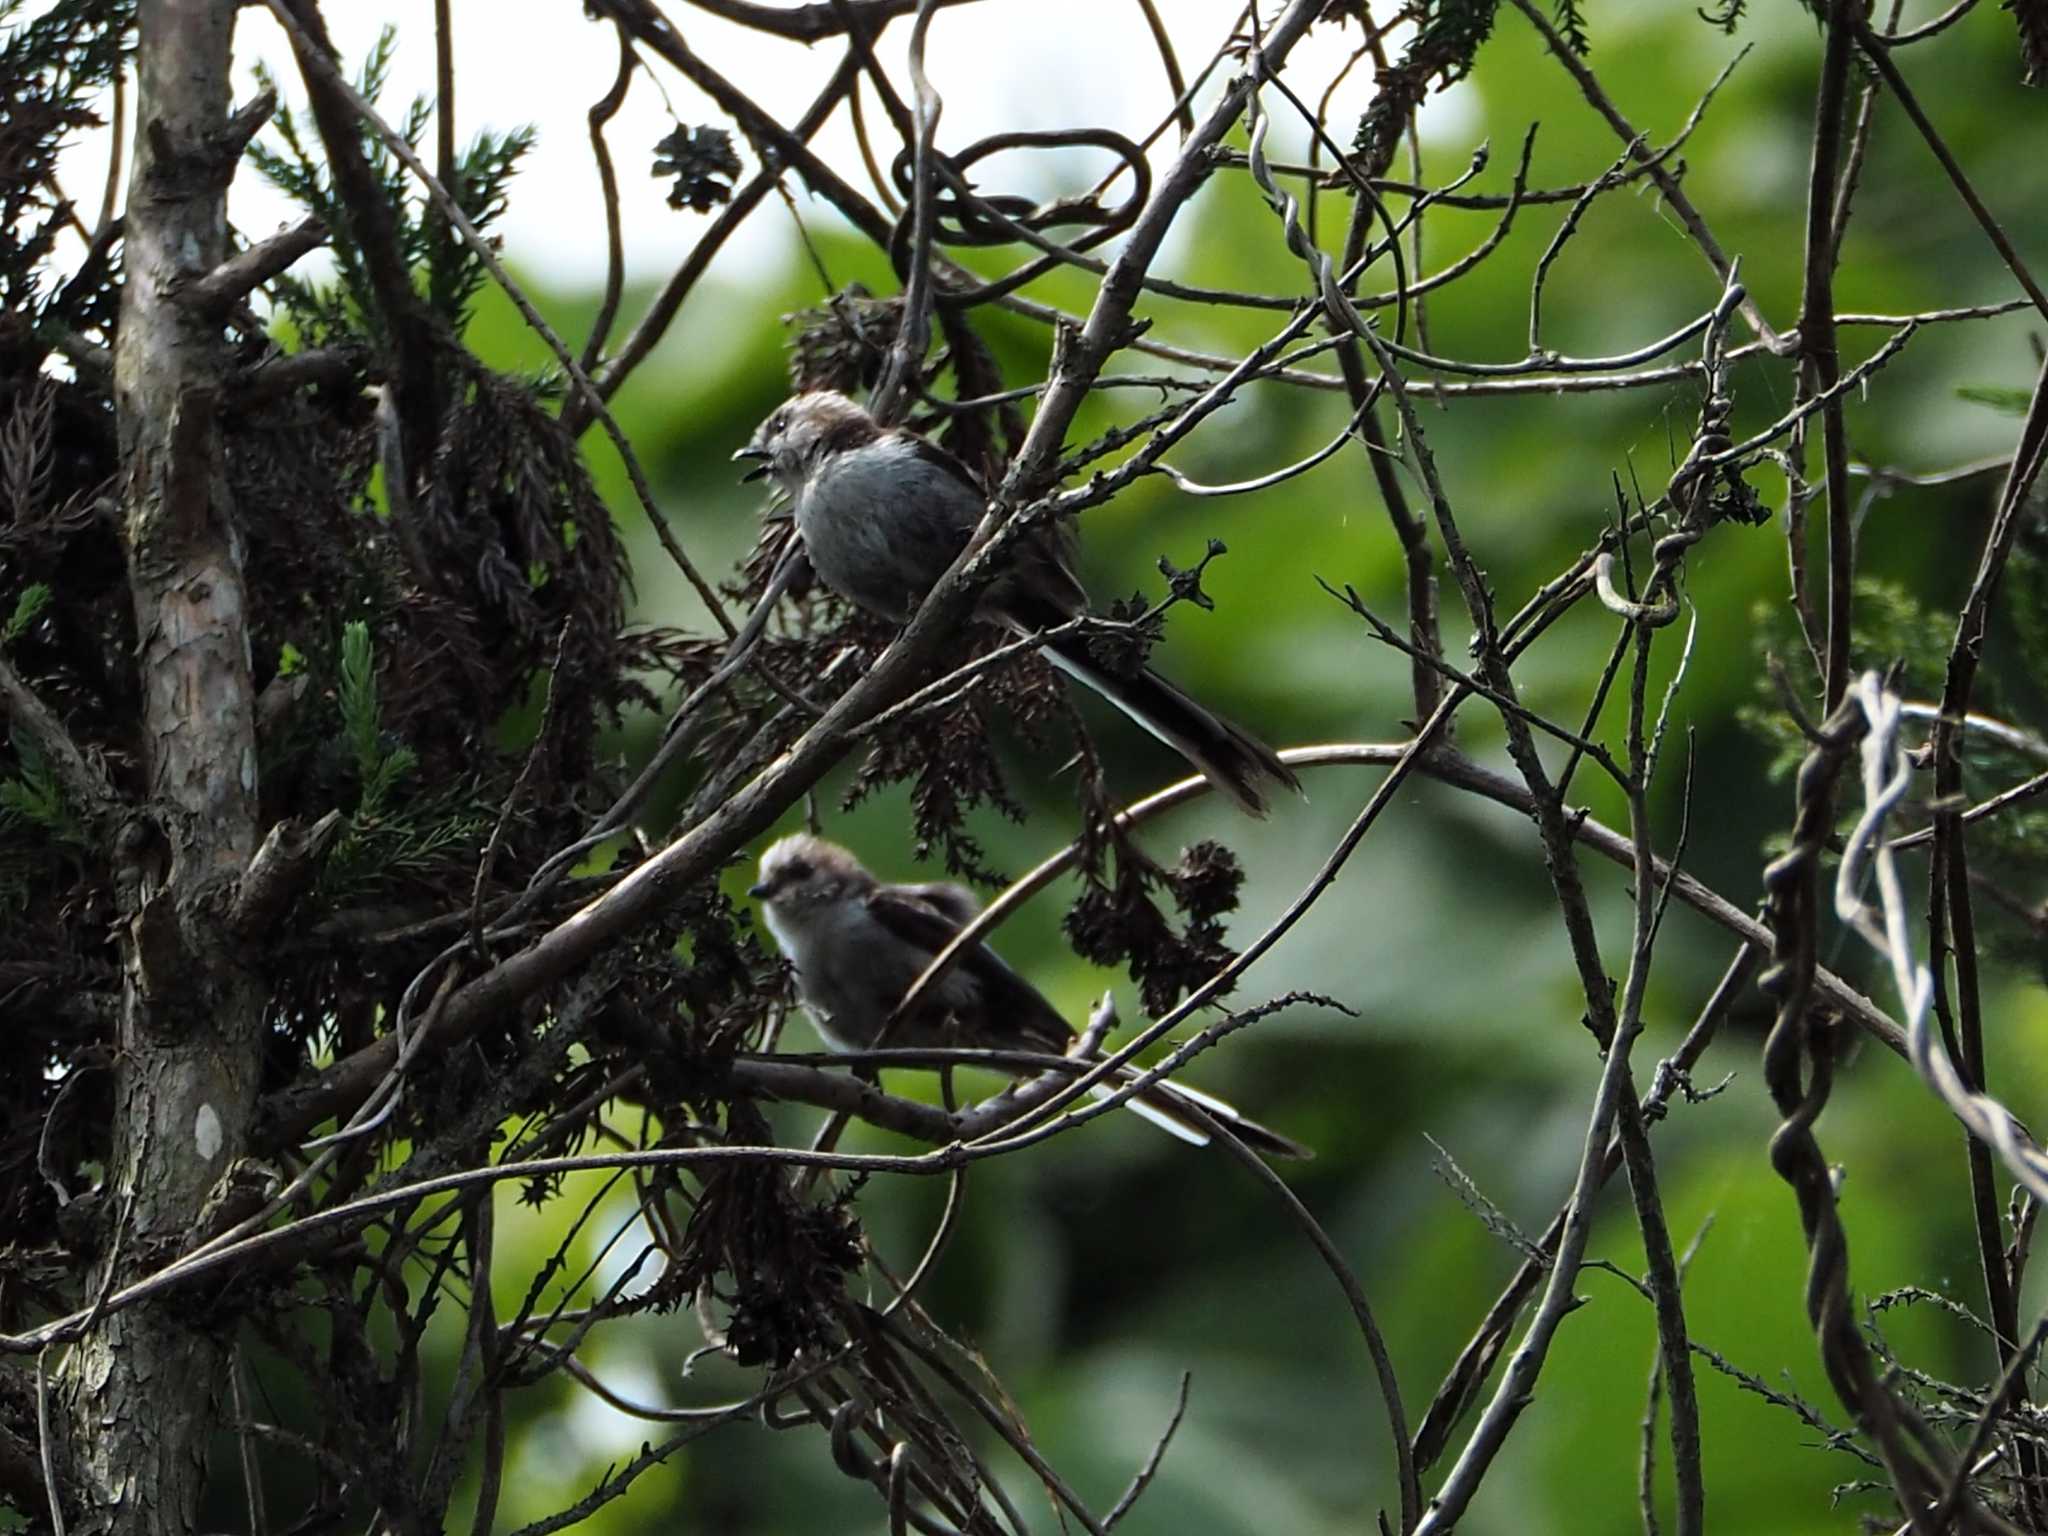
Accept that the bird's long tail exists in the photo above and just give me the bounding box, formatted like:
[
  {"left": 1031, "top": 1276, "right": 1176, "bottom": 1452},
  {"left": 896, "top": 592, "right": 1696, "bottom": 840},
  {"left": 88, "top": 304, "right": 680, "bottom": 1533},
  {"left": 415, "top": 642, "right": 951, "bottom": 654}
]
[
  {"left": 1091, "top": 1074, "right": 1312, "bottom": 1160},
  {"left": 1037, "top": 636, "right": 1302, "bottom": 817}
]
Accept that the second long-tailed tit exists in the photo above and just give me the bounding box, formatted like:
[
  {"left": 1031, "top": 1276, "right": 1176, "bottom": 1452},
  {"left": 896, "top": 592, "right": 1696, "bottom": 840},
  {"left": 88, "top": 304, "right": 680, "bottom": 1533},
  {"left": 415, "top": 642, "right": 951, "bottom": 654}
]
[{"left": 750, "top": 833, "right": 1308, "bottom": 1159}]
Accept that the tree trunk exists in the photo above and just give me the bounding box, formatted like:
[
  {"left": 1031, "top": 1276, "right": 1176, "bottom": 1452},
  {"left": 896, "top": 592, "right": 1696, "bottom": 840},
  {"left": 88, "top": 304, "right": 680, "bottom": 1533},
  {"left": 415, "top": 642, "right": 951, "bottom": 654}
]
[{"left": 59, "top": 2, "right": 265, "bottom": 1531}]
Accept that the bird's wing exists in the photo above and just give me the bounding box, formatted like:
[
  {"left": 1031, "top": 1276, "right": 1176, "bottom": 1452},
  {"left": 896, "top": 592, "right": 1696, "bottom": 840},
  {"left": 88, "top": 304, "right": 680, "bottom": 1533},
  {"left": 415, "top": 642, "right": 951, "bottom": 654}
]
[
  {"left": 863, "top": 882, "right": 971, "bottom": 952},
  {"left": 895, "top": 429, "right": 1090, "bottom": 622},
  {"left": 1002, "top": 520, "right": 1091, "bottom": 622},
  {"left": 893, "top": 879, "right": 982, "bottom": 929},
  {"left": 897, "top": 429, "right": 991, "bottom": 500},
  {"left": 862, "top": 883, "right": 1073, "bottom": 1051}
]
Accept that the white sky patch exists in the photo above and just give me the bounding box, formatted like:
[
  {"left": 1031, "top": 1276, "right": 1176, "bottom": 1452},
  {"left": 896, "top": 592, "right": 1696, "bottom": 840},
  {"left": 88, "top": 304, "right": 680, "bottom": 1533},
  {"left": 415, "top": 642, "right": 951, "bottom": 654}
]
[{"left": 563, "top": 1349, "right": 676, "bottom": 1451}]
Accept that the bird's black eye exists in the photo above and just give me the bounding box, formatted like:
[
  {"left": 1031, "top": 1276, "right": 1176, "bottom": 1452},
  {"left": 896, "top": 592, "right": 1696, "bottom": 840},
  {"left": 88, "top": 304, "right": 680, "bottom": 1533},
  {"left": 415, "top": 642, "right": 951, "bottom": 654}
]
[{"left": 783, "top": 858, "right": 811, "bottom": 881}]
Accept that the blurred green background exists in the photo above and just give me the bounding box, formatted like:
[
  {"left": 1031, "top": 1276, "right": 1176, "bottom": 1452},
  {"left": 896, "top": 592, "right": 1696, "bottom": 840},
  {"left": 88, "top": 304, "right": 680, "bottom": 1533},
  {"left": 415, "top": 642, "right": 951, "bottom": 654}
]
[{"left": 352, "top": 5, "right": 2048, "bottom": 1532}]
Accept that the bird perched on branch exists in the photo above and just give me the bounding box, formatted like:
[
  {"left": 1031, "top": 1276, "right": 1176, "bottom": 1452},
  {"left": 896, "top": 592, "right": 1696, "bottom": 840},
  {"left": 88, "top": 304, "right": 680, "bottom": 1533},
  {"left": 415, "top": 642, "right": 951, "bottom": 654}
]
[
  {"left": 750, "top": 832, "right": 1308, "bottom": 1159},
  {"left": 734, "top": 390, "right": 1301, "bottom": 817}
]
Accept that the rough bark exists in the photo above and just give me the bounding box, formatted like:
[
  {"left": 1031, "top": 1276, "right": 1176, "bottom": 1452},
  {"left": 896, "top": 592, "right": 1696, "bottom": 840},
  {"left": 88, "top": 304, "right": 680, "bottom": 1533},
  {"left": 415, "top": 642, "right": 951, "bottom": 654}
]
[{"left": 56, "top": 1, "right": 266, "bottom": 1531}]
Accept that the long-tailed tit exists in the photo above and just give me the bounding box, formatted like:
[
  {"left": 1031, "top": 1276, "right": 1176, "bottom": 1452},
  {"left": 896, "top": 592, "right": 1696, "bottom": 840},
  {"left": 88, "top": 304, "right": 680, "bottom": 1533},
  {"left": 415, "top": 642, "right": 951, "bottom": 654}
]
[
  {"left": 750, "top": 833, "right": 1308, "bottom": 1159},
  {"left": 734, "top": 390, "right": 1301, "bottom": 817}
]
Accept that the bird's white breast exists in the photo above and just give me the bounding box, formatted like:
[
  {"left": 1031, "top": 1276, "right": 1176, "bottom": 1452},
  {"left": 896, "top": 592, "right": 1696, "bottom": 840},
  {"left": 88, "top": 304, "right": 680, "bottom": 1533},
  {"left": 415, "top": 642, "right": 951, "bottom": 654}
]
[{"left": 764, "top": 895, "right": 981, "bottom": 1051}]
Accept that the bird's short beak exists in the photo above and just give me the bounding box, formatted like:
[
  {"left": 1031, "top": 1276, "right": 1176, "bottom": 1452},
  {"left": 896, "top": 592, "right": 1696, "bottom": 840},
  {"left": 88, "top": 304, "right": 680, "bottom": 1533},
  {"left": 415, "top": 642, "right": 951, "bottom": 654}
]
[
  {"left": 747, "top": 880, "right": 772, "bottom": 900},
  {"left": 732, "top": 446, "right": 770, "bottom": 484}
]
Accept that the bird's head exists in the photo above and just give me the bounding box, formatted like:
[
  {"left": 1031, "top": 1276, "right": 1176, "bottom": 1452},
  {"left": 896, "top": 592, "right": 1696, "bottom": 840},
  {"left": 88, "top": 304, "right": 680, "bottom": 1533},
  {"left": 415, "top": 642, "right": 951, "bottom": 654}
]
[
  {"left": 749, "top": 832, "right": 875, "bottom": 916},
  {"left": 733, "top": 391, "right": 880, "bottom": 493}
]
